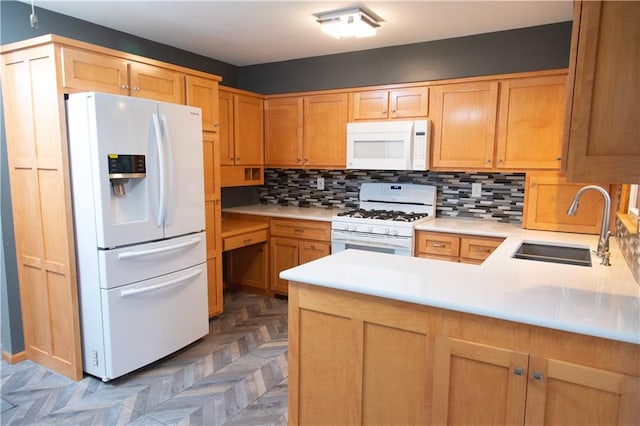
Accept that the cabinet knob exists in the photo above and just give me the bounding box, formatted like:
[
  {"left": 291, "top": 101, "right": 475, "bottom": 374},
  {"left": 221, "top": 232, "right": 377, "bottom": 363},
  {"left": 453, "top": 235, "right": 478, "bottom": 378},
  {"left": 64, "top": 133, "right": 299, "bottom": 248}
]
[
  {"left": 532, "top": 371, "right": 544, "bottom": 381},
  {"left": 486, "top": 159, "right": 491, "bottom": 164},
  {"left": 391, "top": 109, "right": 396, "bottom": 113},
  {"left": 513, "top": 367, "right": 524, "bottom": 376},
  {"left": 382, "top": 109, "right": 387, "bottom": 114},
  {"left": 556, "top": 157, "right": 562, "bottom": 161},
  {"left": 214, "top": 123, "right": 219, "bottom": 128},
  {"left": 498, "top": 159, "right": 504, "bottom": 163},
  {"left": 235, "top": 157, "right": 240, "bottom": 161},
  {"left": 120, "top": 84, "right": 129, "bottom": 89},
  {"left": 133, "top": 86, "right": 140, "bottom": 91}
]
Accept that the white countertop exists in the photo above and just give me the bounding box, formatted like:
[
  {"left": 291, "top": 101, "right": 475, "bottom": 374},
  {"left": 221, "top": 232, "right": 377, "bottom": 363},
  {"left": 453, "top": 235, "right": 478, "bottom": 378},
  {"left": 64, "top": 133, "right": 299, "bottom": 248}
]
[
  {"left": 280, "top": 216, "right": 640, "bottom": 345},
  {"left": 223, "top": 204, "right": 339, "bottom": 222}
]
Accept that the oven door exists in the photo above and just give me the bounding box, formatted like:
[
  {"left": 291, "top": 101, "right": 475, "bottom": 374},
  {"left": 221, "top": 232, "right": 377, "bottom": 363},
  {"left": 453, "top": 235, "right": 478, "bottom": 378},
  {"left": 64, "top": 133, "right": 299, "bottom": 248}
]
[{"left": 331, "top": 230, "right": 412, "bottom": 256}]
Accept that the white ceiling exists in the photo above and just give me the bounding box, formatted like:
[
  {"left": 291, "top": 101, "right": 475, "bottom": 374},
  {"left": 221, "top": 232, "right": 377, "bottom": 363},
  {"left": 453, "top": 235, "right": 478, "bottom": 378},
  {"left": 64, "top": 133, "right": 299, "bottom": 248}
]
[{"left": 25, "top": 1, "right": 573, "bottom": 66}]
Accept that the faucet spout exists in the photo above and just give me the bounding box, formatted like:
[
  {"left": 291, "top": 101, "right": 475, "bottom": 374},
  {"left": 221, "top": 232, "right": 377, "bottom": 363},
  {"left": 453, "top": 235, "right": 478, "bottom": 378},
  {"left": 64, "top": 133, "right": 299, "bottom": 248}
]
[{"left": 566, "top": 185, "right": 611, "bottom": 266}]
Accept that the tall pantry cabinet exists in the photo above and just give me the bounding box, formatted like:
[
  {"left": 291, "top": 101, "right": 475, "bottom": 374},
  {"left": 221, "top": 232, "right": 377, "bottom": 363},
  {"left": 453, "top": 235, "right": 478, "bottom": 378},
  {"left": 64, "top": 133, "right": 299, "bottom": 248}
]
[{"left": 1, "top": 35, "right": 223, "bottom": 380}]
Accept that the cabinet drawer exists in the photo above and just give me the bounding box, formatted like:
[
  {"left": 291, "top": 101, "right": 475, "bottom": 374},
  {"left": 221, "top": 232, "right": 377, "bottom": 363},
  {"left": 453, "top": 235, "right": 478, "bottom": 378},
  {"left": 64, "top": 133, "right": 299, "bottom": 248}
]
[
  {"left": 223, "top": 229, "right": 267, "bottom": 252},
  {"left": 416, "top": 253, "right": 459, "bottom": 263},
  {"left": 271, "top": 219, "right": 331, "bottom": 241},
  {"left": 460, "top": 236, "right": 503, "bottom": 261},
  {"left": 416, "top": 232, "right": 460, "bottom": 257}
]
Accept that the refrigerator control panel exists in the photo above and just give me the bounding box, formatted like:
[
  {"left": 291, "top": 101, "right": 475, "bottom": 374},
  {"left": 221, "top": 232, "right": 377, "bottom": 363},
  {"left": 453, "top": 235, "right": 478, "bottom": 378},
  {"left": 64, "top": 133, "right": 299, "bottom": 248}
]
[{"left": 107, "top": 154, "right": 146, "bottom": 179}]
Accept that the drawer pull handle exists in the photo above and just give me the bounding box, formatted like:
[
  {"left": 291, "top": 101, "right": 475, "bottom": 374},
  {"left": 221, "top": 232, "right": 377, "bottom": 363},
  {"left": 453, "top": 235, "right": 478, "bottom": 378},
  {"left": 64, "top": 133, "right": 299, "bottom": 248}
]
[
  {"left": 294, "top": 228, "right": 304, "bottom": 233},
  {"left": 475, "top": 248, "right": 492, "bottom": 253},
  {"left": 243, "top": 238, "right": 252, "bottom": 245},
  {"left": 432, "top": 242, "right": 446, "bottom": 248}
]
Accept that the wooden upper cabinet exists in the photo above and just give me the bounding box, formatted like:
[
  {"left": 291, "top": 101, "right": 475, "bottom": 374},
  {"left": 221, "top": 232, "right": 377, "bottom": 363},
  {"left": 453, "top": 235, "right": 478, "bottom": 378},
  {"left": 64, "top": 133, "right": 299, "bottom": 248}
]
[
  {"left": 60, "top": 47, "right": 128, "bottom": 95},
  {"left": 60, "top": 46, "right": 184, "bottom": 103},
  {"left": 565, "top": 1, "right": 640, "bottom": 183},
  {"left": 349, "top": 86, "right": 428, "bottom": 121},
  {"left": 430, "top": 81, "right": 499, "bottom": 169},
  {"left": 128, "top": 62, "right": 184, "bottom": 103},
  {"left": 496, "top": 75, "right": 566, "bottom": 170},
  {"left": 265, "top": 97, "right": 303, "bottom": 167},
  {"left": 185, "top": 75, "right": 219, "bottom": 132},
  {"left": 218, "top": 89, "right": 263, "bottom": 166},
  {"left": 234, "top": 94, "right": 264, "bottom": 165},
  {"left": 303, "top": 93, "right": 348, "bottom": 168},
  {"left": 523, "top": 173, "right": 610, "bottom": 234},
  {"left": 218, "top": 90, "right": 234, "bottom": 166}
]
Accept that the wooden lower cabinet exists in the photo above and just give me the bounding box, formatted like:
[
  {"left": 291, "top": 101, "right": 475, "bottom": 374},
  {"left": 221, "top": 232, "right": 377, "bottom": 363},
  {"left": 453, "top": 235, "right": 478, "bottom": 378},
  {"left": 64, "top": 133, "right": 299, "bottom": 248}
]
[
  {"left": 415, "top": 231, "right": 503, "bottom": 264},
  {"left": 227, "top": 243, "right": 269, "bottom": 293},
  {"left": 270, "top": 219, "right": 331, "bottom": 295},
  {"left": 288, "top": 283, "right": 640, "bottom": 426},
  {"left": 434, "top": 336, "right": 640, "bottom": 426}
]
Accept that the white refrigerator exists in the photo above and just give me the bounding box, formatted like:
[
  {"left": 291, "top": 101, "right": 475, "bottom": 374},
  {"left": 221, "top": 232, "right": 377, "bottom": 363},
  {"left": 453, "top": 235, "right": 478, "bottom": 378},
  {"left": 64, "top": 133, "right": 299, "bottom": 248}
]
[{"left": 66, "top": 92, "right": 209, "bottom": 382}]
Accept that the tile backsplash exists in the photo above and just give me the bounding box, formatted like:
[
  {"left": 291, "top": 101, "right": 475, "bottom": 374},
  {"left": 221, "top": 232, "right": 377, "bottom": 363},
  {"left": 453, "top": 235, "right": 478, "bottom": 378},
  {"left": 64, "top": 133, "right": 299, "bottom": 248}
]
[
  {"left": 259, "top": 169, "right": 525, "bottom": 223},
  {"left": 615, "top": 217, "right": 640, "bottom": 285}
]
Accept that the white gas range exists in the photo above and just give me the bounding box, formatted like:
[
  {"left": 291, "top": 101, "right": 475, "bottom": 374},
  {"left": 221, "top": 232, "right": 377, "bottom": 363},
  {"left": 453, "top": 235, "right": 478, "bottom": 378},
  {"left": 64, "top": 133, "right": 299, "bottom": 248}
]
[{"left": 332, "top": 182, "right": 437, "bottom": 256}]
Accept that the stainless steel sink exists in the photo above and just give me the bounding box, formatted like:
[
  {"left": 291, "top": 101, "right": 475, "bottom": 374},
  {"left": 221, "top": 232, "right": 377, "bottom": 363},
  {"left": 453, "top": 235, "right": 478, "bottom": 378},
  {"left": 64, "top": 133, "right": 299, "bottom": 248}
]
[{"left": 512, "top": 242, "right": 592, "bottom": 267}]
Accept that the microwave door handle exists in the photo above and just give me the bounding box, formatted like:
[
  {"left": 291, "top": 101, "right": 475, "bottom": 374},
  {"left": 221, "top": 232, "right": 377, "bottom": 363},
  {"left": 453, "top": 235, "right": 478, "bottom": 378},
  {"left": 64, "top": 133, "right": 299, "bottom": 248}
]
[{"left": 404, "top": 128, "right": 413, "bottom": 169}]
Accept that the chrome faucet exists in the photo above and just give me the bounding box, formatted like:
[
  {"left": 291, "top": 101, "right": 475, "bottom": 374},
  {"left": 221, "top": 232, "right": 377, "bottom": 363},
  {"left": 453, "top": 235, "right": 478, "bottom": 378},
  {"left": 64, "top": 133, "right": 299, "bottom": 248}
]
[{"left": 567, "top": 185, "right": 611, "bottom": 266}]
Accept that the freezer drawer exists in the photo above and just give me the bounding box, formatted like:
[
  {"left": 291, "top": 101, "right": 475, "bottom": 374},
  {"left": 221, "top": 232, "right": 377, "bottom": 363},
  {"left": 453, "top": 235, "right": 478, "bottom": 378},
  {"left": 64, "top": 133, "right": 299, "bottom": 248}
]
[
  {"left": 85, "top": 264, "right": 208, "bottom": 381},
  {"left": 98, "top": 232, "right": 206, "bottom": 289}
]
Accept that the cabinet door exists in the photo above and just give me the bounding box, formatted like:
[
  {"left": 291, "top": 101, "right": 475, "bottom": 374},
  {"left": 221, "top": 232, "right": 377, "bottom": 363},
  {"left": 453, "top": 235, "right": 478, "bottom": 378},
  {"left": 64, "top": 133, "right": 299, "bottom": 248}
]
[
  {"left": 128, "top": 62, "right": 184, "bottom": 103},
  {"left": 234, "top": 94, "right": 264, "bottom": 165},
  {"left": 566, "top": 1, "right": 640, "bottom": 183},
  {"left": 432, "top": 336, "right": 529, "bottom": 426},
  {"left": 185, "top": 75, "right": 219, "bottom": 132},
  {"left": 60, "top": 47, "right": 128, "bottom": 95},
  {"left": 496, "top": 75, "right": 566, "bottom": 170},
  {"left": 218, "top": 90, "right": 234, "bottom": 166},
  {"left": 265, "top": 97, "right": 303, "bottom": 167},
  {"left": 389, "top": 87, "right": 429, "bottom": 118},
  {"left": 303, "top": 93, "right": 348, "bottom": 168},
  {"left": 525, "top": 357, "right": 640, "bottom": 425},
  {"left": 299, "top": 241, "right": 330, "bottom": 264},
  {"left": 349, "top": 90, "right": 389, "bottom": 120},
  {"left": 270, "top": 237, "right": 299, "bottom": 294},
  {"left": 524, "top": 173, "right": 608, "bottom": 234},
  {"left": 431, "top": 81, "right": 498, "bottom": 169}
]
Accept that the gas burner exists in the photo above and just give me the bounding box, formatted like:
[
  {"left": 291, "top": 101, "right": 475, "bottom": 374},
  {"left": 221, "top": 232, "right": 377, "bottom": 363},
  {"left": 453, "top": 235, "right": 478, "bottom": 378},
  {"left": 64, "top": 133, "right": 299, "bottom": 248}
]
[{"left": 338, "top": 209, "right": 430, "bottom": 222}]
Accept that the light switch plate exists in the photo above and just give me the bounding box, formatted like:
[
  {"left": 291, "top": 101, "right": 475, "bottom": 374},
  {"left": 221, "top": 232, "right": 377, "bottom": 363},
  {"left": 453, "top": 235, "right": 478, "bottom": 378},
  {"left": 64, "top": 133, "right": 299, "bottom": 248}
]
[
  {"left": 471, "top": 182, "right": 482, "bottom": 198},
  {"left": 317, "top": 177, "right": 325, "bottom": 190}
]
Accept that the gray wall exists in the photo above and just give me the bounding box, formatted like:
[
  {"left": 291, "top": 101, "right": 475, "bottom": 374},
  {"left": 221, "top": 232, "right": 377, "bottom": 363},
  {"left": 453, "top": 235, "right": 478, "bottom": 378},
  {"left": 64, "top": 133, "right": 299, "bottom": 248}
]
[
  {"left": 0, "top": 0, "right": 573, "bottom": 355},
  {"left": 0, "top": 1, "right": 239, "bottom": 85},
  {"left": 239, "top": 21, "right": 572, "bottom": 94}
]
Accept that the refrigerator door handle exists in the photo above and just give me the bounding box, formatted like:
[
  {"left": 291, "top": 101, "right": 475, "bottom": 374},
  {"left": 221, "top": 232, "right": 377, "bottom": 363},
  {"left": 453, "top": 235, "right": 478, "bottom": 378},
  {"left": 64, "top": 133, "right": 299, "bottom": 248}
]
[
  {"left": 119, "top": 268, "right": 203, "bottom": 297},
  {"left": 152, "top": 113, "right": 166, "bottom": 227},
  {"left": 117, "top": 236, "right": 202, "bottom": 260},
  {"left": 160, "top": 114, "right": 173, "bottom": 226}
]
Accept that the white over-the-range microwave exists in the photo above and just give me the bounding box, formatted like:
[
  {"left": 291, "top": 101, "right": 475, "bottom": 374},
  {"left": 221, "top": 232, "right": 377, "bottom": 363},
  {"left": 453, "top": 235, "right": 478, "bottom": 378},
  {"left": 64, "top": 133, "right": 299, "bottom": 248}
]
[{"left": 346, "top": 119, "right": 430, "bottom": 170}]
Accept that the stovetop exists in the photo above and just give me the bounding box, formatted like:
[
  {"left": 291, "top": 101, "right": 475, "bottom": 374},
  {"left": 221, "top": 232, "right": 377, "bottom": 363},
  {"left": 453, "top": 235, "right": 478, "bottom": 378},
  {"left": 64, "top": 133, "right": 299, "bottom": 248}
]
[{"left": 336, "top": 209, "right": 431, "bottom": 223}]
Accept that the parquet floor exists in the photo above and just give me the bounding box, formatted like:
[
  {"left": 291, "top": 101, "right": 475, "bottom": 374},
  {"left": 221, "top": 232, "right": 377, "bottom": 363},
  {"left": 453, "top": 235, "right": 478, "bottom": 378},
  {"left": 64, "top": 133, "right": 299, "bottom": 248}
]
[{"left": 1, "top": 291, "right": 288, "bottom": 425}]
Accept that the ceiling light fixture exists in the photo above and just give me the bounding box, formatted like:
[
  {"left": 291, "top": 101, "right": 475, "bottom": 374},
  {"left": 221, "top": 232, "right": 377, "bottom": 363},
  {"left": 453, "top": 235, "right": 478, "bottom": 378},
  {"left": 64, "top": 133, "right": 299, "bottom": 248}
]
[{"left": 315, "top": 7, "right": 380, "bottom": 39}]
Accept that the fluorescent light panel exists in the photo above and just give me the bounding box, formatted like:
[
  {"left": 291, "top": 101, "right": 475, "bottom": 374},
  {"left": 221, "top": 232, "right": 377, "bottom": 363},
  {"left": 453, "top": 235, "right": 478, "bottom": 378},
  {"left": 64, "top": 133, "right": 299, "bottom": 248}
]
[{"left": 317, "top": 8, "right": 380, "bottom": 39}]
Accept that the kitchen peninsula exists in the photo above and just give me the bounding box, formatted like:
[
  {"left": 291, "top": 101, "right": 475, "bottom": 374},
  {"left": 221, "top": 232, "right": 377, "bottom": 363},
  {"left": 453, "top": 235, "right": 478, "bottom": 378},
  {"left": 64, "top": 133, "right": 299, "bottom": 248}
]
[{"left": 282, "top": 226, "right": 640, "bottom": 425}]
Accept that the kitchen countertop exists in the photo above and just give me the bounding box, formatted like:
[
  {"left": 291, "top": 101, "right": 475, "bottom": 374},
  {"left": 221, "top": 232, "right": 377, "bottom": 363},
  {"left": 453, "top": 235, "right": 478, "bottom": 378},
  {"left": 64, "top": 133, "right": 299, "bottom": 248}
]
[
  {"left": 223, "top": 204, "right": 339, "bottom": 222},
  {"left": 223, "top": 205, "right": 639, "bottom": 344}
]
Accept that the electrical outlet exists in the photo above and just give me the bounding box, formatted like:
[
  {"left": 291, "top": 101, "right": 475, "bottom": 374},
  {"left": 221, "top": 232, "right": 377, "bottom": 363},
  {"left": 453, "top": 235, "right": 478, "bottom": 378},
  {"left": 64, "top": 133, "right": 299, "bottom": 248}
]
[
  {"left": 317, "top": 177, "right": 325, "bottom": 190},
  {"left": 471, "top": 182, "right": 482, "bottom": 198}
]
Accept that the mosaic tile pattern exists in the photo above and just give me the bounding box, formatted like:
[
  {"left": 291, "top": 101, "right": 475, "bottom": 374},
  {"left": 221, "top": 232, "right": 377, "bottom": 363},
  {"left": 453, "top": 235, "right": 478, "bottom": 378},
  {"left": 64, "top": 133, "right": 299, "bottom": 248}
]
[
  {"left": 1, "top": 291, "right": 288, "bottom": 425},
  {"left": 616, "top": 217, "right": 640, "bottom": 285},
  {"left": 259, "top": 168, "right": 525, "bottom": 223}
]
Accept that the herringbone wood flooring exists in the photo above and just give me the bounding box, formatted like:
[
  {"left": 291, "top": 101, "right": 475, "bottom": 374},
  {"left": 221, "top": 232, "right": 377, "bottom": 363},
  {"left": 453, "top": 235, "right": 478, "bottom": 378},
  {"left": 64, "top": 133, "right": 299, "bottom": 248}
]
[{"left": 1, "top": 291, "right": 288, "bottom": 425}]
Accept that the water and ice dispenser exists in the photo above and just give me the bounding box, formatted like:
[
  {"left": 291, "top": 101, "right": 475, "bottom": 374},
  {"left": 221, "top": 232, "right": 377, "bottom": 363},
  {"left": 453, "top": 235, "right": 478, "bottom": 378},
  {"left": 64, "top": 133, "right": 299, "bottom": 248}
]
[{"left": 107, "top": 154, "right": 146, "bottom": 196}]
